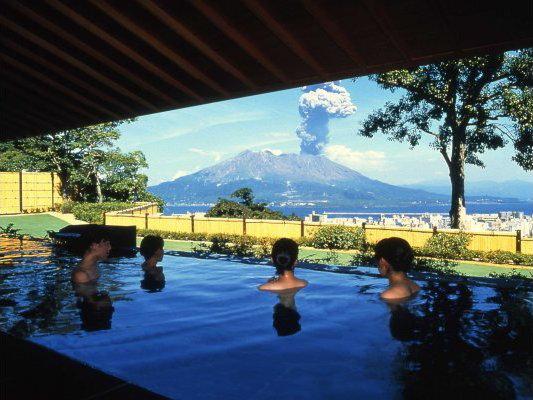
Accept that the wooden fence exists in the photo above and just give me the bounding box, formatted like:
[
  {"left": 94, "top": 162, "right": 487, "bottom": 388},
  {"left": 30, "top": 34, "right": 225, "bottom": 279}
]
[
  {"left": 0, "top": 172, "right": 62, "bottom": 214},
  {"left": 105, "top": 204, "right": 533, "bottom": 255}
]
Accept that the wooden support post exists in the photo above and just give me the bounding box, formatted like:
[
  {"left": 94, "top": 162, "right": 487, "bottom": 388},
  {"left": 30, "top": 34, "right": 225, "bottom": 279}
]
[
  {"left": 516, "top": 230, "right": 522, "bottom": 253},
  {"left": 19, "top": 171, "right": 23, "bottom": 213},
  {"left": 103, "top": 212, "right": 107, "bottom": 225},
  {"left": 51, "top": 172, "right": 55, "bottom": 209},
  {"left": 191, "top": 214, "right": 195, "bottom": 233},
  {"left": 300, "top": 219, "right": 305, "bottom": 238},
  {"left": 362, "top": 222, "right": 366, "bottom": 241},
  {"left": 145, "top": 213, "right": 149, "bottom": 230},
  {"left": 243, "top": 217, "right": 247, "bottom": 235}
]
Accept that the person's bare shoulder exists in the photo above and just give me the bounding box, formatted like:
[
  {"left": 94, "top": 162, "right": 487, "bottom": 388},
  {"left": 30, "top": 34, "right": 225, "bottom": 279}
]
[
  {"left": 380, "top": 285, "right": 411, "bottom": 300},
  {"left": 72, "top": 269, "right": 90, "bottom": 284},
  {"left": 295, "top": 279, "right": 308, "bottom": 288}
]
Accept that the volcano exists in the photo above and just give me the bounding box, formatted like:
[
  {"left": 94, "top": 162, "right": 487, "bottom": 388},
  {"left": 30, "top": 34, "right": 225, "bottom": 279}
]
[{"left": 149, "top": 150, "right": 445, "bottom": 207}]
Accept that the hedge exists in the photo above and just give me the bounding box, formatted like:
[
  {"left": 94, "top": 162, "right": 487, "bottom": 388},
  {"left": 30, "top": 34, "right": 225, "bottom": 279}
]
[{"left": 61, "top": 201, "right": 135, "bottom": 224}]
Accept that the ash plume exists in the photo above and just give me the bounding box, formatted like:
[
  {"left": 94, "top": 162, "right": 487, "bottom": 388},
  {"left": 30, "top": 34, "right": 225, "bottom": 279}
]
[{"left": 296, "top": 81, "right": 356, "bottom": 155}]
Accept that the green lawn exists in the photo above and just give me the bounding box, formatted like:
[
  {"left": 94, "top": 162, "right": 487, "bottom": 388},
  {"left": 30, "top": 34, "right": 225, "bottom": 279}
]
[
  {"left": 0, "top": 214, "right": 68, "bottom": 238},
  {"left": 147, "top": 238, "right": 533, "bottom": 279}
]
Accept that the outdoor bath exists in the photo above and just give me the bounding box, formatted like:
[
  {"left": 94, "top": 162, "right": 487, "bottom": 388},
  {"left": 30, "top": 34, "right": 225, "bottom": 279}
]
[{"left": 1, "top": 238, "right": 531, "bottom": 399}]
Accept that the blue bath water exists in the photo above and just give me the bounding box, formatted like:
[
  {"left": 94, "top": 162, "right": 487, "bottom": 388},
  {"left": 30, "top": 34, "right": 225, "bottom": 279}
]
[{"left": 1, "top": 238, "right": 531, "bottom": 399}]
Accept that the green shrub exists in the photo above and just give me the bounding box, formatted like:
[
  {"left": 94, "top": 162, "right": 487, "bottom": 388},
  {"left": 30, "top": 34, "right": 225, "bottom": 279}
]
[
  {"left": 309, "top": 225, "right": 366, "bottom": 250},
  {"left": 61, "top": 201, "right": 134, "bottom": 224},
  {"left": 421, "top": 232, "right": 472, "bottom": 259}
]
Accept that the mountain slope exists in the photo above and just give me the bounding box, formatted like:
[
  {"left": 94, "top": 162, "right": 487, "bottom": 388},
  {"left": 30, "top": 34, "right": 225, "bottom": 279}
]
[
  {"left": 404, "top": 180, "right": 533, "bottom": 201},
  {"left": 150, "top": 150, "right": 445, "bottom": 206}
]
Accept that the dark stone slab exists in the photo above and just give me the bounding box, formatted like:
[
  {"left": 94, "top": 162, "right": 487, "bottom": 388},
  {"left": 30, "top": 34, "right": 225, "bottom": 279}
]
[{"left": 0, "top": 332, "right": 168, "bottom": 400}]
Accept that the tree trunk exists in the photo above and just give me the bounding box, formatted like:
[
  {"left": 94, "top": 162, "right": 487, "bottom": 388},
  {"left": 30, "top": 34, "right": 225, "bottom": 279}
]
[
  {"left": 93, "top": 166, "right": 103, "bottom": 203},
  {"left": 449, "top": 140, "right": 466, "bottom": 229}
]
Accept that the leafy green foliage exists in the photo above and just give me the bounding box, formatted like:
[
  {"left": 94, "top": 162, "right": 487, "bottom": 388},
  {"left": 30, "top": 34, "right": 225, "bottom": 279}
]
[
  {"left": 421, "top": 232, "right": 472, "bottom": 259},
  {"left": 206, "top": 188, "right": 299, "bottom": 220},
  {"left": 60, "top": 201, "right": 134, "bottom": 224},
  {"left": 488, "top": 269, "right": 533, "bottom": 281},
  {"left": 309, "top": 225, "right": 366, "bottom": 250},
  {"left": 0, "top": 223, "right": 24, "bottom": 239},
  {"left": 0, "top": 120, "right": 160, "bottom": 205},
  {"left": 357, "top": 50, "right": 533, "bottom": 227}
]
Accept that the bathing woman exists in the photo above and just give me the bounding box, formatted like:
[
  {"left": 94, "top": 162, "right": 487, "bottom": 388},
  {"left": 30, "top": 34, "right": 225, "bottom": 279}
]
[
  {"left": 71, "top": 228, "right": 111, "bottom": 284},
  {"left": 259, "top": 238, "right": 308, "bottom": 291},
  {"left": 375, "top": 237, "right": 420, "bottom": 300}
]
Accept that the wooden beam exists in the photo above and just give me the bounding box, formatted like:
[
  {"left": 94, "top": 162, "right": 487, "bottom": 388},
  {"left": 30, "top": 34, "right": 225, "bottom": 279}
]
[
  {"left": 301, "top": 0, "right": 366, "bottom": 70},
  {"left": 1, "top": 36, "right": 136, "bottom": 115},
  {"left": 45, "top": 0, "right": 202, "bottom": 102},
  {"left": 1, "top": 79, "right": 84, "bottom": 125},
  {"left": 242, "top": 0, "right": 326, "bottom": 78},
  {"left": 361, "top": 0, "right": 411, "bottom": 62},
  {"left": 3, "top": 105, "right": 57, "bottom": 130},
  {"left": 0, "top": 15, "right": 158, "bottom": 112},
  {"left": 191, "top": 0, "right": 289, "bottom": 83},
  {"left": 10, "top": 1, "right": 176, "bottom": 109},
  {"left": 0, "top": 114, "right": 41, "bottom": 133},
  {"left": 1, "top": 54, "right": 113, "bottom": 120},
  {"left": 136, "top": 0, "right": 256, "bottom": 89},
  {"left": 90, "top": 0, "right": 229, "bottom": 96}
]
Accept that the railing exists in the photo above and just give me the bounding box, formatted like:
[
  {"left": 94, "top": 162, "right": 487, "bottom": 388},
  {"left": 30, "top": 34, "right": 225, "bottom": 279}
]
[
  {"left": 0, "top": 172, "right": 62, "bottom": 214},
  {"left": 104, "top": 211, "right": 533, "bottom": 255}
]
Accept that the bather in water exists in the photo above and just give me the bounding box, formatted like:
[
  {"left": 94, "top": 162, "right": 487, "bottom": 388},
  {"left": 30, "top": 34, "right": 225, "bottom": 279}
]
[
  {"left": 259, "top": 238, "right": 308, "bottom": 291},
  {"left": 71, "top": 227, "right": 111, "bottom": 285},
  {"left": 374, "top": 237, "right": 420, "bottom": 301},
  {"left": 139, "top": 235, "right": 165, "bottom": 291}
]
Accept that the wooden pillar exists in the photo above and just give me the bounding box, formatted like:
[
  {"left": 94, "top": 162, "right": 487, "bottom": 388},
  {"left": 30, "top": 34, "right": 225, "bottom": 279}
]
[
  {"left": 516, "top": 230, "right": 522, "bottom": 253},
  {"left": 362, "top": 222, "right": 366, "bottom": 242},
  {"left": 300, "top": 219, "right": 305, "bottom": 238},
  {"left": 18, "top": 171, "right": 23, "bottom": 213},
  {"left": 103, "top": 212, "right": 107, "bottom": 225},
  {"left": 51, "top": 172, "right": 55, "bottom": 209},
  {"left": 191, "top": 214, "right": 195, "bottom": 233},
  {"left": 145, "top": 213, "right": 149, "bottom": 230},
  {"left": 243, "top": 217, "right": 247, "bottom": 235}
]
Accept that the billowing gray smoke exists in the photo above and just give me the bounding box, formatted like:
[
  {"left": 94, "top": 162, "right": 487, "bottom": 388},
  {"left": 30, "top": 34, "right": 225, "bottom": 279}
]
[{"left": 296, "top": 81, "right": 356, "bottom": 155}]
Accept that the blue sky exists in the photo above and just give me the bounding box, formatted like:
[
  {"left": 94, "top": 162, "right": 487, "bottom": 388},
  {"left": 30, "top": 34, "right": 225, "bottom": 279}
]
[{"left": 117, "top": 77, "right": 533, "bottom": 186}]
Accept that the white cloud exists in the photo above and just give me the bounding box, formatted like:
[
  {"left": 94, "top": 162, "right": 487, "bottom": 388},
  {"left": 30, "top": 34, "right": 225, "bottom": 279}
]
[
  {"left": 324, "top": 145, "right": 386, "bottom": 170},
  {"left": 188, "top": 148, "right": 223, "bottom": 162},
  {"left": 262, "top": 148, "right": 283, "bottom": 156},
  {"left": 172, "top": 170, "right": 191, "bottom": 180}
]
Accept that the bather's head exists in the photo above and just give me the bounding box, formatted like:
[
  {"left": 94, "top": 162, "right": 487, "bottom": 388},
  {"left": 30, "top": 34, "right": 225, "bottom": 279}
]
[
  {"left": 374, "top": 237, "right": 414, "bottom": 276},
  {"left": 271, "top": 238, "right": 299, "bottom": 275},
  {"left": 81, "top": 227, "right": 111, "bottom": 260},
  {"left": 140, "top": 235, "right": 164, "bottom": 262}
]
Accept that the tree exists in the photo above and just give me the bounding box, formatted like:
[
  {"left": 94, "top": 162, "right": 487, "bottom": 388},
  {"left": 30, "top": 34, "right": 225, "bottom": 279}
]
[
  {"left": 230, "top": 188, "right": 255, "bottom": 207},
  {"left": 0, "top": 120, "right": 159, "bottom": 204},
  {"left": 206, "top": 188, "right": 299, "bottom": 220},
  {"left": 357, "top": 49, "right": 532, "bottom": 228}
]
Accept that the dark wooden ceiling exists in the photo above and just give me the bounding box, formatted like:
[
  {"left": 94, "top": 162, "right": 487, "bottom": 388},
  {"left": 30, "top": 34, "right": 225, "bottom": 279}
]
[{"left": 1, "top": 0, "right": 532, "bottom": 140}]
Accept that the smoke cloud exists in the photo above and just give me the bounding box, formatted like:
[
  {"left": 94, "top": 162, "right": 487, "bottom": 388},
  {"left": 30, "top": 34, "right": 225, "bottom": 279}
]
[{"left": 296, "top": 81, "right": 356, "bottom": 155}]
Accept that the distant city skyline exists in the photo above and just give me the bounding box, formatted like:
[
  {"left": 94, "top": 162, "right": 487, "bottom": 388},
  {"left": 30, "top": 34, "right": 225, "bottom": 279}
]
[{"left": 118, "top": 77, "right": 533, "bottom": 186}]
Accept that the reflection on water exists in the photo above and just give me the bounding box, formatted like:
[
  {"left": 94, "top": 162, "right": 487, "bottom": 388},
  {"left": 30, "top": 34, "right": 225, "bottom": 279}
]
[
  {"left": 141, "top": 268, "right": 165, "bottom": 292},
  {"left": 389, "top": 281, "right": 532, "bottom": 399},
  {"left": 1, "top": 237, "right": 532, "bottom": 398},
  {"left": 272, "top": 289, "right": 302, "bottom": 336}
]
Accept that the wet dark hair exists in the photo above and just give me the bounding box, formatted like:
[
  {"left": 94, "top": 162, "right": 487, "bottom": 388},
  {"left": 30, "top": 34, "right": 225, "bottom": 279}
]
[
  {"left": 140, "top": 235, "right": 164, "bottom": 260},
  {"left": 374, "top": 237, "right": 414, "bottom": 272},
  {"left": 80, "top": 227, "right": 110, "bottom": 254},
  {"left": 271, "top": 238, "right": 298, "bottom": 274}
]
